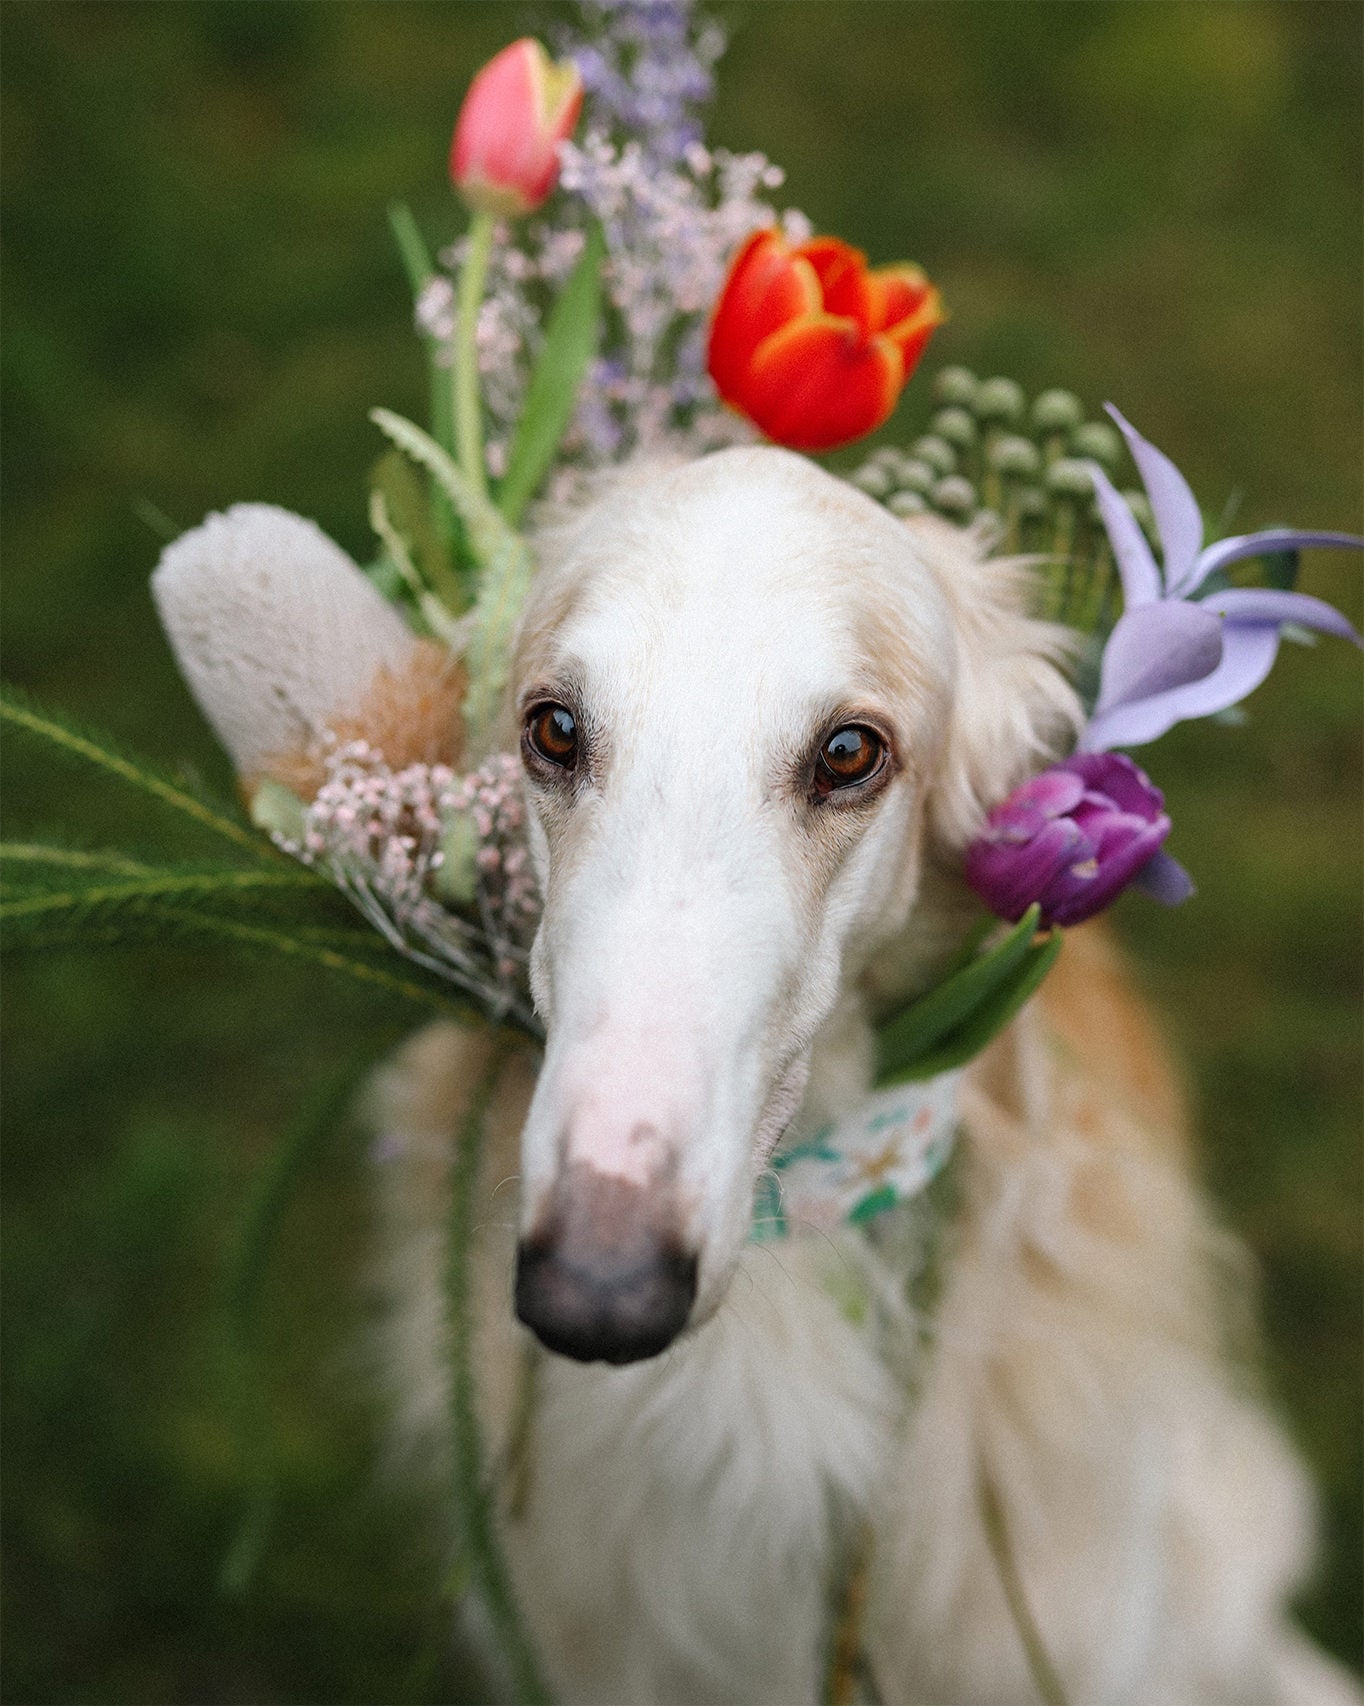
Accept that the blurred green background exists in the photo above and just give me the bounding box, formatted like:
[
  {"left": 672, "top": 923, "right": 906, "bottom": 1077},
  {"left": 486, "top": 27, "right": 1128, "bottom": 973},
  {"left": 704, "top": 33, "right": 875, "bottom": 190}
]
[{"left": 2, "top": 2, "right": 1360, "bottom": 1700}]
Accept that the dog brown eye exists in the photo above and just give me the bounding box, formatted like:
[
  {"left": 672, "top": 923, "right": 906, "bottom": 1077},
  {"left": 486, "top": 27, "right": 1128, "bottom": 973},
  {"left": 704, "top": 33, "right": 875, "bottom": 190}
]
[
  {"left": 525, "top": 703, "right": 578, "bottom": 768},
  {"left": 817, "top": 725, "right": 884, "bottom": 791}
]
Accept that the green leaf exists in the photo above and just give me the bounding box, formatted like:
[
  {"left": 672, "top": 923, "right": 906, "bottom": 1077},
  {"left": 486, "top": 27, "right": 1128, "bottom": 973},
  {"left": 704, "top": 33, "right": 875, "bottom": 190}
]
[
  {"left": 880, "top": 929, "right": 1063, "bottom": 1084},
  {"left": 3, "top": 894, "right": 491, "bottom": 1020},
  {"left": 387, "top": 199, "right": 434, "bottom": 295},
  {"left": 371, "top": 406, "right": 504, "bottom": 560},
  {"left": 1, "top": 685, "right": 267, "bottom": 860},
  {"left": 0, "top": 842, "right": 155, "bottom": 879},
  {"left": 0, "top": 864, "right": 325, "bottom": 929},
  {"left": 497, "top": 225, "right": 604, "bottom": 527},
  {"left": 875, "top": 905, "right": 1043, "bottom": 1079},
  {"left": 369, "top": 410, "right": 536, "bottom": 750},
  {"left": 370, "top": 447, "right": 460, "bottom": 608}
]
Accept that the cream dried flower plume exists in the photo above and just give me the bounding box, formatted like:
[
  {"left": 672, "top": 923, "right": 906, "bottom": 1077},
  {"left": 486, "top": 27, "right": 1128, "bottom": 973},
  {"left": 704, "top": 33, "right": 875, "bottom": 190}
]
[{"left": 152, "top": 504, "right": 462, "bottom": 798}]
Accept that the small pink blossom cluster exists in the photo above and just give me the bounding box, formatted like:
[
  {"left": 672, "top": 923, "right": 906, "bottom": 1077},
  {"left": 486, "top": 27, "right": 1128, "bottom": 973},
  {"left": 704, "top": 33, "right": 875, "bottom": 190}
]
[
  {"left": 297, "top": 738, "right": 457, "bottom": 908},
  {"left": 446, "top": 752, "right": 540, "bottom": 958},
  {"left": 284, "top": 741, "right": 539, "bottom": 1011}
]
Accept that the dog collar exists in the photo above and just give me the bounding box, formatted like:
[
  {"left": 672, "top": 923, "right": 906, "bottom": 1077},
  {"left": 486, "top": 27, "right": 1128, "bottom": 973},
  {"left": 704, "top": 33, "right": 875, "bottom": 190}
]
[{"left": 751, "top": 1070, "right": 961, "bottom": 1240}]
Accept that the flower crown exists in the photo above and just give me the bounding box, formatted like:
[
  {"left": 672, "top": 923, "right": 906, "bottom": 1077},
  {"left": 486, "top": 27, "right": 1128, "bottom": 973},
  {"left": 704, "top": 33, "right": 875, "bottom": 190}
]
[{"left": 4, "top": 0, "right": 1359, "bottom": 1081}]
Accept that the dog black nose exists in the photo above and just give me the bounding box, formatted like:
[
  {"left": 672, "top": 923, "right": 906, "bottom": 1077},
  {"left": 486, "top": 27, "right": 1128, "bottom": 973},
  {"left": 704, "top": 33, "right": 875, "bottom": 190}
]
[{"left": 515, "top": 1165, "right": 697, "bottom": 1364}]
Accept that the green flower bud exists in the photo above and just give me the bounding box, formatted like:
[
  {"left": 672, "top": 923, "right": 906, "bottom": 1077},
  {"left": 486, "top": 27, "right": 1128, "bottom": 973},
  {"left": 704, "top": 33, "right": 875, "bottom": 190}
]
[
  {"left": 1030, "top": 388, "right": 1084, "bottom": 434},
  {"left": 433, "top": 810, "right": 480, "bottom": 907},
  {"left": 932, "top": 365, "right": 978, "bottom": 408},
  {"left": 1014, "top": 485, "right": 1049, "bottom": 520},
  {"left": 932, "top": 474, "right": 977, "bottom": 516},
  {"left": 1045, "top": 457, "right": 1094, "bottom": 498},
  {"left": 249, "top": 777, "right": 308, "bottom": 843},
  {"left": 911, "top": 435, "right": 957, "bottom": 477},
  {"left": 1071, "top": 420, "right": 1122, "bottom": 469},
  {"left": 897, "top": 457, "right": 938, "bottom": 495},
  {"left": 931, "top": 406, "right": 977, "bottom": 451},
  {"left": 870, "top": 446, "right": 905, "bottom": 471},
  {"left": 974, "top": 507, "right": 1004, "bottom": 539},
  {"left": 973, "top": 376, "right": 1026, "bottom": 425},
  {"left": 852, "top": 463, "right": 894, "bottom": 498},
  {"left": 987, "top": 433, "right": 1042, "bottom": 478},
  {"left": 888, "top": 490, "right": 927, "bottom": 517}
]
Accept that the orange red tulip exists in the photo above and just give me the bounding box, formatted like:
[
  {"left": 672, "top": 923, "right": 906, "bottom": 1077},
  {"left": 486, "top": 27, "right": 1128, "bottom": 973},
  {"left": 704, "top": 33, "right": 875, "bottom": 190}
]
[
  {"left": 707, "top": 230, "right": 944, "bottom": 452},
  {"left": 451, "top": 38, "right": 583, "bottom": 218}
]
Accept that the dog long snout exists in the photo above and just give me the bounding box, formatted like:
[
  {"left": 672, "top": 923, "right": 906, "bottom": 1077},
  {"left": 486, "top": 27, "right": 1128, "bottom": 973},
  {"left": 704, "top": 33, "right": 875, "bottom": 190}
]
[{"left": 515, "top": 1163, "right": 698, "bottom": 1364}]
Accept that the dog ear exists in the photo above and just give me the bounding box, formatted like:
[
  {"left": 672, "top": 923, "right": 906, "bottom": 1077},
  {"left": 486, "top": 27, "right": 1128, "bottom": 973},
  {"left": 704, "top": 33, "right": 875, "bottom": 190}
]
[{"left": 911, "top": 516, "right": 1083, "bottom": 855}]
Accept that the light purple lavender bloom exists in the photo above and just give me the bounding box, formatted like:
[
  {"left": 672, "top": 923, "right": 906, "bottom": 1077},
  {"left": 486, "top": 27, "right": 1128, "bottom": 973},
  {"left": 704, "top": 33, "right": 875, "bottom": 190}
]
[
  {"left": 562, "top": 0, "right": 723, "bottom": 163},
  {"left": 966, "top": 753, "right": 1192, "bottom": 928},
  {"left": 444, "top": 0, "right": 803, "bottom": 478},
  {"left": 1082, "top": 406, "right": 1363, "bottom": 752}
]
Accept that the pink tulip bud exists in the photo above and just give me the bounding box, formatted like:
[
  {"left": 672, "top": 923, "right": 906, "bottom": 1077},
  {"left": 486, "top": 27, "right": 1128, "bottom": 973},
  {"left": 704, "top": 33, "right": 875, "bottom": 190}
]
[{"left": 450, "top": 38, "right": 583, "bottom": 218}]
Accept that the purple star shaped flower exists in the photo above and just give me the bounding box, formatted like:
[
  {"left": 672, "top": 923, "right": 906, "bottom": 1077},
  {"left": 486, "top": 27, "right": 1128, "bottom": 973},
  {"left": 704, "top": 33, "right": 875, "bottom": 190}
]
[{"left": 1080, "top": 406, "right": 1362, "bottom": 753}]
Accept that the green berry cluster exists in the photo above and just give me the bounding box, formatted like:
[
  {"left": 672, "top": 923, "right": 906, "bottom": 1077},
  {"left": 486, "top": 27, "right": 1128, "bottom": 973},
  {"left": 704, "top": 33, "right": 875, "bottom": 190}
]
[{"left": 849, "top": 366, "right": 1156, "bottom": 635}]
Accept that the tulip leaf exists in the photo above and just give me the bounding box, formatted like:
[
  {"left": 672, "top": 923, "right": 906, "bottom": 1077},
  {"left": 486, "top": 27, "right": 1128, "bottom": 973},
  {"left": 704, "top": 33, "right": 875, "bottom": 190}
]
[
  {"left": 874, "top": 904, "right": 1042, "bottom": 1080},
  {"left": 497, "top": 225, "right": 604, "bottom": 527},
  {"left": 878, "top": 927, "right": 1062, "bottom": 1086},
  {"left": 895, "top": 931, "right": 1063, "bottom": 1082}
]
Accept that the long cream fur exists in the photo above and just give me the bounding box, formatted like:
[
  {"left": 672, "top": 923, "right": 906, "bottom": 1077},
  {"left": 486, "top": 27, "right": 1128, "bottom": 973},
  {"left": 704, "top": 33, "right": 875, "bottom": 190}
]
[{"left": 363, "top": 456, "right": 1358, "bottom": 1706}]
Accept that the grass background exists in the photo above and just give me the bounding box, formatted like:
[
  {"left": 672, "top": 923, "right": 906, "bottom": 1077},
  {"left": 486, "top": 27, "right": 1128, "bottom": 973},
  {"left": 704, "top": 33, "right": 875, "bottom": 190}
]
[{"left": 2, "top": 2, "right": 1360, "bottom": 1700}]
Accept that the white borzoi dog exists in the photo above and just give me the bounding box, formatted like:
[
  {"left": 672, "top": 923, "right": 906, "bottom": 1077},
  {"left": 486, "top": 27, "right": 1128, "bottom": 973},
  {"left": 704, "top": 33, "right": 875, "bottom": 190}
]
[{"left": 363, "top": 446, "right": 1355, "bottom": 1706}]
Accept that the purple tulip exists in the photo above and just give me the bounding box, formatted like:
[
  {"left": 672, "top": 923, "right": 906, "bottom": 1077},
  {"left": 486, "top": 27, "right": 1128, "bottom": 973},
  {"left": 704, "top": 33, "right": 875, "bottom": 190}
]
[
  {"left": 965, "top": 753, "right": 1193, "bottom": 928},
  {"left": 1081, "top": 406, "right": 1362, "bottom": 753}
]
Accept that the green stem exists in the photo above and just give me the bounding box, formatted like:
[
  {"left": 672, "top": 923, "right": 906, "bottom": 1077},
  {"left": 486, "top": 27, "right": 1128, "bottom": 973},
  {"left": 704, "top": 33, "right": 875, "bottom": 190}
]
[
  {"left": 388, "top": 200, "right": 433, "bottom": 296},
  {"left": 219, "top": 1045, "right": 394, "bottom": 1597},
  {"left": 1050, "top": 504, "right": 1075, "bottom": 622},
  {"left": 455, "top": 210, "right": 496, "bottom": 506},
  {"left": 978, "top": 1460, "right": 1069, "bottom": 1706},
  {"left": 387, "top": 200, "right": 460, "bottom": 560},
  {"left": 446, "top": 1033, "right": 553, "bottom": 1705}
]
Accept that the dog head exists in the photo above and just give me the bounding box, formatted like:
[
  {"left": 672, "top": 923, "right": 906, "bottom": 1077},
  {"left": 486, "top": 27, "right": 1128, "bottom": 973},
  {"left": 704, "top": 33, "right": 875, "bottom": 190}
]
[{"left": 510, "top": 446, "right": 1077, "bottom": 1363}]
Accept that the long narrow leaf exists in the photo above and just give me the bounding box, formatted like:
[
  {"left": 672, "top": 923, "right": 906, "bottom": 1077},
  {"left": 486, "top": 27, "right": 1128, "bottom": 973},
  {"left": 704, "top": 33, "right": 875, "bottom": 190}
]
[
  {"left": 497, "top": 226, "right": 604, "bottom": 527},
  {"left": 0, "top": 896, "right": 360, "bottom": 955},
  {"left": 3, "top": 895, "right": 488, "bottom": 1021},
  {"left": 1, "top": 686, "right": 265, "bottom": 858},
  {"left": 1, "top": 867, "right": 324, "bottom": 925},
  {"left": 881, "top": 931, "right": 1063, "bottom": 1085},
  {"left": 875, "top": 905, "right": 1042, "bottom": 1079},
  {"left": 0, "top": 842, "right": 154, "bottom": 878}
]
